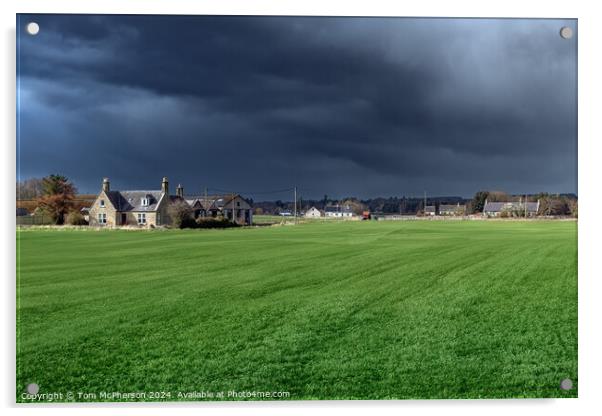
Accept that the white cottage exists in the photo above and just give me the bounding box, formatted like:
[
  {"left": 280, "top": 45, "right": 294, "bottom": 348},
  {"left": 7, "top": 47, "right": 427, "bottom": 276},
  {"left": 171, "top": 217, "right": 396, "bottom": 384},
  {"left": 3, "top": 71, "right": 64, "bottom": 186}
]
[{"left": 304, "top": 207, "right": 322, "bottom": 218}]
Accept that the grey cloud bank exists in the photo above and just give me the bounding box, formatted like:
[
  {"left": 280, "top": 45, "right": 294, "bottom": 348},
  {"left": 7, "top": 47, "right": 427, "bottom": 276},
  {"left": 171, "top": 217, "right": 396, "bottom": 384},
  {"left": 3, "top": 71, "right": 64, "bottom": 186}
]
[{"left": 17, "top": 15, "right": 577, "bottom": 199}]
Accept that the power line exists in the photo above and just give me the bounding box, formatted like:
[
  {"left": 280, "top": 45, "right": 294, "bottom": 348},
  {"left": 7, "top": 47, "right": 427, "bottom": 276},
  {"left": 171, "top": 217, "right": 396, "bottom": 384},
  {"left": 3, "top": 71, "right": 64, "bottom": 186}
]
[{"left": 207, "top": 187, "right": 294, "bottom": 195}]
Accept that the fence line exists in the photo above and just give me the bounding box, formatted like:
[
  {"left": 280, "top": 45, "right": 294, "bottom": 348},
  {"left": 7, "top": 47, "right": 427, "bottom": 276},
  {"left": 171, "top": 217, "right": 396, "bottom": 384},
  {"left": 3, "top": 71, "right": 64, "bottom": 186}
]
[{"left": 16, "top": 215, "right": 53, "bottom": 226}]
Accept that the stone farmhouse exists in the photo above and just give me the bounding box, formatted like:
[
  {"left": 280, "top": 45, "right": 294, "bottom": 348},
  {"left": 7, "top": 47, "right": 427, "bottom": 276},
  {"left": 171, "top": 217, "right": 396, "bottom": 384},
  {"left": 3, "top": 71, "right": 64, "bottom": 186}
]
[
  {"left": 88, "top": 177, "right": 253, "bottom": 227},
  {"left": 483, "top": 200, "right": 539, "bottom": 217},
  {"left": 439, "top": 203, "right": 467, "bottom": 216}
]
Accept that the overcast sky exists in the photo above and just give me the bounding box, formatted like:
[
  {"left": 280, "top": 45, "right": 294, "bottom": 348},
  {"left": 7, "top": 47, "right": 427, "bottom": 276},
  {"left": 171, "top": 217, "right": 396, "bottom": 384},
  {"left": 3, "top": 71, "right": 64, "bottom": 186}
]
[{"left": 17, "top": 15, "right": 577, "bottom": 199}]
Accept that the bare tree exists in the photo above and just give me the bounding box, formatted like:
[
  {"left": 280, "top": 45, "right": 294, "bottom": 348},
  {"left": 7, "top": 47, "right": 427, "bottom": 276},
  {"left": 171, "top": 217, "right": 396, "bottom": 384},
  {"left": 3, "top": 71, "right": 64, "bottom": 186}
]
[
  {"left": 17, "top": 177, "right": 45, "bottom": 200},
  {"left": 168, "top": 200, "right": 194, "bottom": 228}
]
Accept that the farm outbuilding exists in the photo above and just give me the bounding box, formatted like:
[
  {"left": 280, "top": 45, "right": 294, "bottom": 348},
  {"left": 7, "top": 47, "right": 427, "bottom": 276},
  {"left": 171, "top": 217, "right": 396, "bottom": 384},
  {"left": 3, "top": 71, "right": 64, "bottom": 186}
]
[
  {"left": 185, "top": 194, "right": 253, "bottom": 224},
  {"left": 325, "top": 205, "right": 353, "bottom": 218},
  {"left": 304, "top": 207, "right": 322, "bottom": 218}
]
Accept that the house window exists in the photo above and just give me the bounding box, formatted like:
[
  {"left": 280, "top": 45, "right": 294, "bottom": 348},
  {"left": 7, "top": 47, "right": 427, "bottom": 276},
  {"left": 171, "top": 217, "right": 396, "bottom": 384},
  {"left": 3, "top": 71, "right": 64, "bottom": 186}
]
[
  {"left": 137, "top": 213, "right": 146, "bottom": 224},
  {"left": 141, "top": 198, "right": 149, "bottom": 207},
  {"left": 100, "top": 199, "right": 105, "bottom": 207},
  {"left": 97, "top": 213, "right": 107, "bottom": 224},
  {"left": 236, "top": 201, "right": 240, "bottom": 207},
  {"left": 157, "top": 212, "right": 161, "bottom": 225}
]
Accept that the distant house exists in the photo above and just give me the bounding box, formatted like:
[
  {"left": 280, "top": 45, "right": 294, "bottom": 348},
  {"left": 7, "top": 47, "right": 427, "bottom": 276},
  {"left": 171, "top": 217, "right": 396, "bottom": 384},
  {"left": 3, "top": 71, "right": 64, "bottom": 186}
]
[
  {"left": 483, "top": 200, "right": 539, "bottom": 217},
  {"left": 89, "top": 177, "right": 253, "bottom": 227},
  {"left": 325, "top": 205, "right": 353, "bottom": 218},
  {"left": 16, "top": 207, "right": 29, "bottom": 216},
  {"left": 439, "top": 203, "right": 466, "bottom": 216},
  {"left": 425, "top": 205, "right": 436, "bottom": 216},
  {"left": 304, "top": 207, "right": 322, "bottom": 218}
]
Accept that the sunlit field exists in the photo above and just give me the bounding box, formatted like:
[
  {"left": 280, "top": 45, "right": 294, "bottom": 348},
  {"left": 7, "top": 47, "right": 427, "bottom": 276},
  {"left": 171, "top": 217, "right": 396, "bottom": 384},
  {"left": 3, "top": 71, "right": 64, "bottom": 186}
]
[{"left": 16, "top": 220, "right": 577, "bottom": 401}]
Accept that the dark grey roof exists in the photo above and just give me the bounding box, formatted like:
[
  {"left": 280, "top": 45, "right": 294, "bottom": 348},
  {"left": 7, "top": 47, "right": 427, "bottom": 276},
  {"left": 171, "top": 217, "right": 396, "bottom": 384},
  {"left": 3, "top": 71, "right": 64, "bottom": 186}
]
[
  {"left": 484, "top": 201, "right": 538, "bottom": 213},
  {"left": 185, "top": 195, "right": 227, "bottom": 210},
  {"left": 105, "top": 190, "right": 164, "bottom": 212},
  {"left": 185, "top": 199, "right": 206, "bottom": 209},
  {"left": 184, "top": 194, "right": 252, "bottom": 210},
  {"left": 169, "top": 195, "right": 186, "bottom": 204},
  {"left": 325, "top": 205, "right": 353, "bottom": 213},
  {"left": 425, "top": 205, "right": 436, "bottom": 212}
]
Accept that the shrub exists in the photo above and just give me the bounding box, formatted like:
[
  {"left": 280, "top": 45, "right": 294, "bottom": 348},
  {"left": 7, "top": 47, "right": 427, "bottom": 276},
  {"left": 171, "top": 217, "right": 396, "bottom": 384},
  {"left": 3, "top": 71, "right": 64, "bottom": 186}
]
[
  {"left": 65, "top": 210, "right": 88, "bottom": 225},
  {"left": 196, "top": 217, "right": 240, "bottom": 229},
  {"left": 569, "top": 200, "right": 578, "bottom": 218},
  {"left": 181, "top": 216, "right": 198, "bottom": 229}
]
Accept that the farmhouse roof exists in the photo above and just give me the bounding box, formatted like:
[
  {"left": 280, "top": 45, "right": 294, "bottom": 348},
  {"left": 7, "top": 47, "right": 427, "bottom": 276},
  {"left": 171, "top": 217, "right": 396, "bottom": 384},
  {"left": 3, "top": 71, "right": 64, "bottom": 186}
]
[
  {"left": 105, "top": 190, "right": 164, "bottom": 212},
  {"left": 169, "top": 195, "right": 186, "bottom": 203},
  {"left": 425, "top": 205, "right": 436, "bottom": 213},
  {"left": 325, "top": 205, "right": 353, "bottom": 213},
  {"left": 183, "top": 194, "right": 251, "bottom": 210},
  {"left": 483, "top": 201, "right": 538, "bottom": 213}
]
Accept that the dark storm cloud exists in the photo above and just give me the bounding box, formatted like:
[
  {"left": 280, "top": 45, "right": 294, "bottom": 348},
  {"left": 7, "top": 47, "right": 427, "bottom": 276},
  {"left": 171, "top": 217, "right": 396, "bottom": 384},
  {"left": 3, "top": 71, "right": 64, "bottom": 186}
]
[{"left": 17, "top": 15, "right": 577, "bottom": 198}]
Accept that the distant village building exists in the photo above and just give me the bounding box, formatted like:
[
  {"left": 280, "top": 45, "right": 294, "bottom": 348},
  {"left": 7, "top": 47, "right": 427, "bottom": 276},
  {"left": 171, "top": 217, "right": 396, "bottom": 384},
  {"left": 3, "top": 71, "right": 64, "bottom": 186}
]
[
  {"left": 325, "top": 205, "right": 353, "bottom": 218},
  {"left": 304, "top": 207, "right": 322, "bottom": 218},
  {"left": 89, "top": 177, "right": 253, "bottom": 227},
  {"left": 425, "top": 205, "right": 436, "bottom": 216},
  {"left": 439, "top": 203, "right": 466, "bottom": 216},
  {"left": 483, "top": 200, "right": 539, "bottom": 217}
]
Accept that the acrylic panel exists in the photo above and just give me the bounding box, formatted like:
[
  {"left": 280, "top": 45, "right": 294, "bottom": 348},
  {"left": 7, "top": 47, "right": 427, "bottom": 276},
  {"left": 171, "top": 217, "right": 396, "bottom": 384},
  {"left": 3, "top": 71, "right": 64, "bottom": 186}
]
[{"left": 16, "top": 14, "right": 577, "bottom": 402}]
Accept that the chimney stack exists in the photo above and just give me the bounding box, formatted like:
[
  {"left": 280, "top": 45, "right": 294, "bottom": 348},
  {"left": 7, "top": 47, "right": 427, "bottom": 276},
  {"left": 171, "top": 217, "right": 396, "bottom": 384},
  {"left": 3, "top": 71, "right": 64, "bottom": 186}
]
[
  {"left": 102, "top": 177, "right": 110, "bottom": 193},
  {"left": 176, "top": 184, "right": 183, "bottom": 198},
  {"left": 161, "top": 177, "right": 169, "bottom": 195}
]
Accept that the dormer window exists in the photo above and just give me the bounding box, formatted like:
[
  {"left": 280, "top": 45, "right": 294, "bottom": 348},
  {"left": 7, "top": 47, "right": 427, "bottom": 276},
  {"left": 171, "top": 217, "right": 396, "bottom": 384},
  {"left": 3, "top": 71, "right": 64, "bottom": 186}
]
[
  {"left": 141, "top": 198, "right": 149, "bottom": 207},
  {"left": 100, "top": 199, "right": 105, "bottom": 208}
]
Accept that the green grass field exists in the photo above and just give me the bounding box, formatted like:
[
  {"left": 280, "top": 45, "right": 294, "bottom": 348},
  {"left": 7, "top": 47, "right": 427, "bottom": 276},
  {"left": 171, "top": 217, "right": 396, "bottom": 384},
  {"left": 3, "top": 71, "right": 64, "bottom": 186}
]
[
  {"left": 16, "top": 220, "right": 577, "bottom": 401},
  {"left": 251, "top": 214, "right": 290, "bottom": 224}
]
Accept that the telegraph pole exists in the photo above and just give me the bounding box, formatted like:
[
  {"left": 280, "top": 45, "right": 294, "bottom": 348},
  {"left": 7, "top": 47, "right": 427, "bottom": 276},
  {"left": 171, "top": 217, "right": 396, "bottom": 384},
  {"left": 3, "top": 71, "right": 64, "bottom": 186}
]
[
  {"left": 424, "top": 190, "right": 427, "bottom": 214},
  {"left": 231, "top": 190, "right": 236, "bottom": 224},
  {"left": 294, "top": 186, "right": 297, "bottom": 224},
  {"left": 204, "top": 187, "right": 208, "bottom": 218}
]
